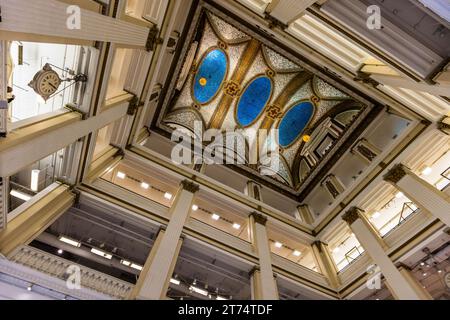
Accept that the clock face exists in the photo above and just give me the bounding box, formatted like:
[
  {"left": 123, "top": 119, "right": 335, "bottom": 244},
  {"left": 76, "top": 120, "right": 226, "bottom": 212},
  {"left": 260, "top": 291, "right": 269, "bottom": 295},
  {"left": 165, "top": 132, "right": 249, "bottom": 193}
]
[
  {"left": 445, "top": 272, "right": 450, "bottom": 289},
  {"left": 37, "top": 71, "right": 61, "bottom": 97}
]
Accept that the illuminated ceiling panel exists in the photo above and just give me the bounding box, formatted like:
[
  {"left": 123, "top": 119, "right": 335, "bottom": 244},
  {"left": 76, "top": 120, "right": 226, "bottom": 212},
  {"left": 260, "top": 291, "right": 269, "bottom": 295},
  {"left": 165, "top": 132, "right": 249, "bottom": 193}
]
[{"left": 155, "top": 2, "right": 380, "bottom": 197}]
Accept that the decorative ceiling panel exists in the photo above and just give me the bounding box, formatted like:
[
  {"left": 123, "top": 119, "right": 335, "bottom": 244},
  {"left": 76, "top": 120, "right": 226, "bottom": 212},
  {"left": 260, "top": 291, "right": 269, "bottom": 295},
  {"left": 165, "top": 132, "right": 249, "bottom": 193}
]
[{"left": 155, "top": 1, "right": 379, "bottom": 197}]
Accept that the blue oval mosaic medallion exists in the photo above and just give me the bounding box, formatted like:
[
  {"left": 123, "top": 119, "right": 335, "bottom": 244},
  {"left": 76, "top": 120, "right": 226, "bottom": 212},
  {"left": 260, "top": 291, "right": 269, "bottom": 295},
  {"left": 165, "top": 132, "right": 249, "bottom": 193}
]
[
  {"left": 193, "top": 49, "right": 228, "bottom": 104},
  {"left": 236, "top": 76, "right": 272, "bottom": 127},
  {"left": 279, "top": 102, "right": 314, "bottom": 147}
]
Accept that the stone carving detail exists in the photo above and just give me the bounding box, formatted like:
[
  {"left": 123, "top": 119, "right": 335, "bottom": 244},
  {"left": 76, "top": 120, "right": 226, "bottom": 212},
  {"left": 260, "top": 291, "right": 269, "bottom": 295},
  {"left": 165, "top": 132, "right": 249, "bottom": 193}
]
[
  {"left": 383, "top": 164, "right": 408, "bottom": 184},
  {"left": 181, "top": 180, "right": 200, "bottom": 193},
  {"left": 342, "top": 207, "right": 362, "bottom": 225},
  {"left": 9, "top": 246, "right": 133, "bottom": 299},
  {"left": 249, "top": 211, "right": 267, "bottom": 225}
]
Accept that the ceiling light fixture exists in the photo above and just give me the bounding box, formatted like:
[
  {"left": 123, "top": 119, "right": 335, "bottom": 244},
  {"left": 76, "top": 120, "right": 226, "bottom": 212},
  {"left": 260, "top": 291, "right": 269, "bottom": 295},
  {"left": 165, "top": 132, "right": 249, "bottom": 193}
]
[
  {"left": 164, "top": 192, "right": 173, "bottom": 200},
  {"left": 59, "top": 236, "right": 81, "bottom": 248},
  {"left": 130, "top": 263, "right": 143, "bottom": 271},
  {"left": 27, "top": 285, "right": 32, "bottom": 291},
  {"left": 212, "top": 213, "right": 220, "bottom": 221},
  {"left": 57, "top": 249, "right": 63, "bottom": 255},
  {"left": 116, "top": 171, "right": 126, "bottom": 179},
  {"left": 274, "top": 242, "right": 283, "bottom": 248},
  {"left": 170, "top": 278, "right": 180, "bottom": 285},
  {"left": 333, "top": 247, "right": 340, "bottom": 254},
  {"left": 421, "top": 167, "right": 432, "bottom": 176},
  {"left": 192, "top": 204, "right": 198, "bottom": 211},
  {"left": 141, "top": 182, "right": 150, "bottom": 189},
  {"left": 232, "top": 223, "right": 241, "bottom": 230},
  {"left": 120, "top": 260, "right": 131, "bottom": 267},
  {"left": 293, "top": 250, "right": 301, "bottom": 257},
  {"left": 30, "top": 169, "right": 40, "bottom": 192},
  {"left": 189, "top": 286, "right": 208, "bottom": 296},
  {"left": 216, "top": 296, "right": 227, "bottom": 300},
  {"left": 90, "top": 248, "right": 112, "bottom": 260},
  {"left": 10, "top": 189, "right": 32, "bottom": 201}
]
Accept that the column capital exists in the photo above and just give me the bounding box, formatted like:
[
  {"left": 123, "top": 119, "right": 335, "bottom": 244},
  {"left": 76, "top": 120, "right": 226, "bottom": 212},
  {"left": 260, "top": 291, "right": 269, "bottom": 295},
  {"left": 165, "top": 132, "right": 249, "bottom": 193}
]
[
  {"left": 383, "top": 164, "right": 409, "bottom": 184},
  {"left": 312, "top": 240, "right": 324, "bottom": 252},
  {"left": 249, "top": 212, "right": 267, "bottom": 225},
  {"left": 248, "top": 265, "right": 261, "bottom": 277},
  {"left": 342, "top": 207, "right": 364, "bottom": 225},
  {"left": 180, "top": 180, "right": 200, "bottom": 193}
]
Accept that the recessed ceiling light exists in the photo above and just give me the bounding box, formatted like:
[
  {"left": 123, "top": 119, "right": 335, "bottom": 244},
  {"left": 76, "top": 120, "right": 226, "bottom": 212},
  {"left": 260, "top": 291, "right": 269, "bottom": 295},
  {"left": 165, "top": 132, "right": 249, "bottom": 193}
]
[
  {"left": 120, "top": 260, "right": 131, "bottom": 267},
  {"left": 293, "top": 250, "right": 301, "bottom": 257},
  {"left": 420, "top": 262, "right": 425, "bottom": 266},
  {"left": 333, "top": 247, "right": 340, "bottom": 254},
  {"left": 216, "top": 296, "right": 227, "bottom": 300},
  {"left": 59, "top": 236, "right": 81, "bottom": 248},
  {"left": 141, "top": 182, "right": 150, "bottom": 189},
  {"left": 422, "top": 272, "right": 427, "bottom": 277},
  {"left": 438, "top": 270, "right": 443, "bottom": 274},
  {"left": 27, "top": 285, "right": 32, "bottom": 291},
  {"left": 274, "top": 242, "right": 282, "bottom": 248},
  {"left": 189, "top": 286, "right": 208, "bottom": 296},
  {"left": 212, "top": 213, "right": 220, "bottom": 221},
  {"left": 57, "top": 249, "right": 63, "bottom": 255},
  {"left": 170, "top": 278, "right": 180, "bottom": 285},
  {"left": 117, "top": 171, "right": 126, "bottom": 179},
  {"left": 91, "top": 248, "right": 112, "bottom": 260},
  {"left": 421, "top": 167, "right": 432, "bottom": 176},
  {"left": 131, "top": 263, "right": 143, "bottom": 271},
  {"left": 164, "top": 192, "right": 173, "bottom": 200},
  {"left": 232, "top": 223, "right": 241, "bottom": 230},
  {"left": 30, "top": 169, "right": 40, "bottom": 192},
  {"left": 10, "top": 189, "right": 32, "bottom": 201},
  {"left": 192, "top": 204, "right": 199, "bottom": 211}
]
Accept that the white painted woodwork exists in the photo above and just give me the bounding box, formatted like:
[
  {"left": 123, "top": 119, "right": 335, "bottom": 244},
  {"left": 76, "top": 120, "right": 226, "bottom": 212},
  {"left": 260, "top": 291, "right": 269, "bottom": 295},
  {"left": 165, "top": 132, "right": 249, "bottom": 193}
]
[
  {"left": 270, "top": 0, "right": 316, "bottom": 24},
  {"left": 0, "top": 0, "right": 148, "bottom": 47},
  {"left": 372, "top": 74, "right": 450, "bottom": 97},
  {"left": 0, "top": 103, "right": 128, "bottom": 177},
  {"left": 143, "top": 0, "right": 169, "bottom": 26},
  {"left": 321, "top": 0, "right": 443, "bottom": 78}
]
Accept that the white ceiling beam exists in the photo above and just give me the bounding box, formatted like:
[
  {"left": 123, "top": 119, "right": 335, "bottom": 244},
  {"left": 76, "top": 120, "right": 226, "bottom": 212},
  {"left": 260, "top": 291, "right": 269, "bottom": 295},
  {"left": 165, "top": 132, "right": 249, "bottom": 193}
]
[{"left": 269, "top": 0, "right": 317, "bottom": 24}]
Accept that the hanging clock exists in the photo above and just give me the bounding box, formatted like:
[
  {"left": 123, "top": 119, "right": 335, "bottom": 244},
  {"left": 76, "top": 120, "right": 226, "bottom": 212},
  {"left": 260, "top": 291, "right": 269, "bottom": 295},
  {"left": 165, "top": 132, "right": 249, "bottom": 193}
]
[{"left": 28, "top": 63, "right": 88, "bottom": 102}]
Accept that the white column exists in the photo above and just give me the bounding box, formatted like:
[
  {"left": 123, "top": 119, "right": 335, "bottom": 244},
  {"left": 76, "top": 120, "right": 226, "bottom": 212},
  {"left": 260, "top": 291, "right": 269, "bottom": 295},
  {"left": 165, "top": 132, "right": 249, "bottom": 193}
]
[
  {"left": 136, "top": 180, "right": 199, "bottom": 300},
  {"left": 384, "top": 164, "right": 450, "bottom": 227},
  {"left": 311, "top": 241, "right": 340, "bottom": 288},
  {"left": 249, "top": 212, "right": 278, "bottom": 300},
  {"left": 342, "top": 207, "right": 432, "bottom": 300}
]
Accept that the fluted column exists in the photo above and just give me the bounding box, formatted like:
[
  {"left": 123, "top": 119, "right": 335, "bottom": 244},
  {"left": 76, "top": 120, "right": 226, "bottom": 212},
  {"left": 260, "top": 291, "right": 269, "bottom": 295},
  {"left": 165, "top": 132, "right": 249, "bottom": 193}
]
[
  {"left": 342, "top": 207, "right": 432, "bottom": 300},
  {"left": 311, "top": 241, "right": 340, "bottom": 288},
  {"left": 134, "top": 180, "right": 199, "bottom": 300},
  {"left": 384, "top": 164, "right": 450, "bottom": 227},
  {"left": 0, "top": 183, "right": 75, "bottom": 257},
  {"left": 248, "top": 212, "right": 278, "bottom": 300}
]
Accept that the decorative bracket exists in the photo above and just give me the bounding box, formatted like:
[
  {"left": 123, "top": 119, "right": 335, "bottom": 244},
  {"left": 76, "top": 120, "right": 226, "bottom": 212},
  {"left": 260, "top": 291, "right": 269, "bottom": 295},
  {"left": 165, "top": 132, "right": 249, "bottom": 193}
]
[{"left": 146, "top": 25, "right": 163, "bottom": 52}]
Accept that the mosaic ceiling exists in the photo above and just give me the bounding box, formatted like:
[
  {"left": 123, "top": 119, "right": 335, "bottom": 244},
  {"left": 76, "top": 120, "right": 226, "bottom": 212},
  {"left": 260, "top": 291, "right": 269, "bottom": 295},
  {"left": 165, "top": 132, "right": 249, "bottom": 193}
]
[{"left": 156, "top": 3, "right": 375, "bottom": 196}]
